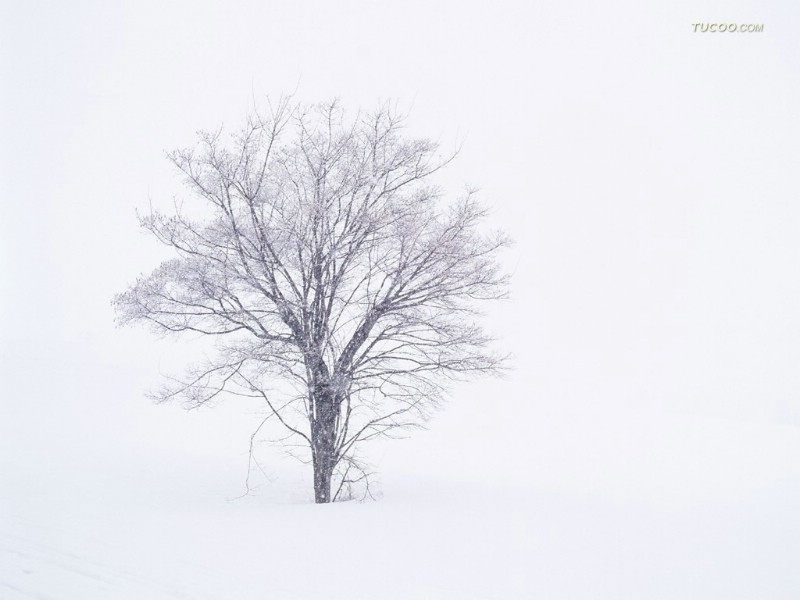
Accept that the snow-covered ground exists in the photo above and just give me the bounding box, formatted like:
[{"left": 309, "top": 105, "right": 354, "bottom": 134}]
[{"left": 2, "top": 348, "right": 799, "bottom": 599}]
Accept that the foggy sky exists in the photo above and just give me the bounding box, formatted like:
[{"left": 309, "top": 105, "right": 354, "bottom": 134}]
[{"left": 2, "top": 0, "right": 799, "bottom": 480}]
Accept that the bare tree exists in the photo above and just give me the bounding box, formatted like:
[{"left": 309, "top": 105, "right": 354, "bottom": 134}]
[{"left": 114, "top": 99, "right": 509, "bottom": 503}]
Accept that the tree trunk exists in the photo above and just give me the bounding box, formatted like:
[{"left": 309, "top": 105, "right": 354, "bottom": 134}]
[
  {"left": 312, "top": 454, "right": 333, "bottom": 503},
  {"left": 311, "top": 391, "right": 338, "bottom": 503}
]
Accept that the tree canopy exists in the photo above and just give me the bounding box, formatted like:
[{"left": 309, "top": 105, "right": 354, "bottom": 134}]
[{"left": 114, "top": 99, "right": 509, "bottom": 502}]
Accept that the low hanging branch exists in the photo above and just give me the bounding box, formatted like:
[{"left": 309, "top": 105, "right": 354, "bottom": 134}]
[{"left": 114, "top": 98, "right": 510, "bottom": 503}]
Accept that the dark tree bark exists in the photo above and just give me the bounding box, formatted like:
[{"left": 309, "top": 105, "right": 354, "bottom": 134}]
[{"left": 311, "top": 394, "right": 337, "bottom": 503}]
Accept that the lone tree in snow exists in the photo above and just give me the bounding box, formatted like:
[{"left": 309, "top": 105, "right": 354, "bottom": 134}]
[{"left": 114, "top": 99, "right": 509, "bottom": 503}]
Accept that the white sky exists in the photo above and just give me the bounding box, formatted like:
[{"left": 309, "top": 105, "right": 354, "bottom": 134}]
[{"left": 2, "top": 0, "right": 800, "bottom": 481}]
